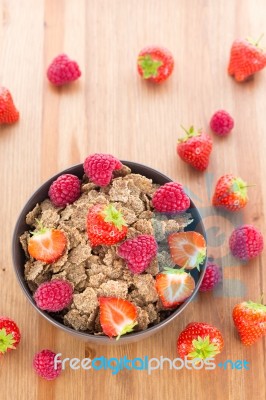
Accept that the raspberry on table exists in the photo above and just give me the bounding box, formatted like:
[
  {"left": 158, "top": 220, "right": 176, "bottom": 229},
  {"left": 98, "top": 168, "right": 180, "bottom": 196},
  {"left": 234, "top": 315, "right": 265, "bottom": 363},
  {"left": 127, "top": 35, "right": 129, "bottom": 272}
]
[
  {"left": 47, "top": 54, "right": 81, "bottom": 86},
  {"left": 34, "top": 280, "right": 73, "bottom": 312},
  {"left": 48, "top": 174, "right": 81, "bottom": 207},
  {"left": 229, "top": 225, "right": 264, "bottom": 261},
  {"left": 199, "top": 262, "right": 222, "bottom": 292},
  {"left": 210, "top": 110, "right": 234, "bottom": 136},
  {"left": 33, "top": 349, "right": 62, "bottom": 380}
]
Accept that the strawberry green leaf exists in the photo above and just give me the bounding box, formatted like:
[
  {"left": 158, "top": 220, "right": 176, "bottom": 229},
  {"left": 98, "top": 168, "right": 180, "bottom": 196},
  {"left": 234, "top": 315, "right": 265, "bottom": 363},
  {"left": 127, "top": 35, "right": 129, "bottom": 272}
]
[
  {"left": 188, "top": 335, "right": 220, "bottom": 359},
  {"left": 178, "top": 126, "right": 202, "bottom": 143},
  {"left": 116, "top": 321, "right": 138, "bottom": 341},
  {"left": 246, "top": 300, "right": 266, "bottom": 313},
  {"left": 231, "top": 178, "right": 247, "bottom": 199},
  {"left": 0, "top": 328, "right": 16, "bottom": 354},
  {"left": 102, "top": 204, "right": 127, "bottom": 231},
  {"left": 138, "top": 55, "right": 163, "bottom": 79}
]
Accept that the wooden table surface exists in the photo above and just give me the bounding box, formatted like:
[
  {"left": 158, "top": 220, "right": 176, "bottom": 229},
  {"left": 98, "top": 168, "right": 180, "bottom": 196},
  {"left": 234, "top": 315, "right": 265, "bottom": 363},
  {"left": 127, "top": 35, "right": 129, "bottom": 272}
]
[{"left": 1, "top": 0, "right": 266, "bottom": 399}]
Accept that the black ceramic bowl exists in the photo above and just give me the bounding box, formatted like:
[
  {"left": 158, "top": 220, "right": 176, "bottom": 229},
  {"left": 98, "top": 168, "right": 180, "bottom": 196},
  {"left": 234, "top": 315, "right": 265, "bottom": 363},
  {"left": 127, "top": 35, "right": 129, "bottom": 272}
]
[{"left": 12, "top": 161, "right": 207, "bottom": 344}]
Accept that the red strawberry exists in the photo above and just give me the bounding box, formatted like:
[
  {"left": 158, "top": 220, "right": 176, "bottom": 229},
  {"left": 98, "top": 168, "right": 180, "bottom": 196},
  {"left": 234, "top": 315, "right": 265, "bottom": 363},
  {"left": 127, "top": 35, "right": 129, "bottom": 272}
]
[
  {"left": 152, "top": 182, "right": 190, "bottom": 213},
  {"left": 137, "top": 46, "right": 174, "bottom": 83},
  {"left": 177, "top": 126, "right": 213, "bottom": 171},
  {"left": 99, "top": 297, "right": 138, "bottom": 339},
  {"left": 228, "top": 36, "right": 266, "bottom": 82},
  {"left": 83, "top": 153, "right": 122, "bottom": 187},
  {"left": 212, "top": 174, "right": 248, "bottom": 211},
  {"left": 0, "top": 317, "right": 21, "bottom": 355},
  {"left": 47, "top": 54, "right": 81, "bottom": 86},
  {"left": 117, "top": 234, "right": 157, "bottom": 274},
  {"left": 87, "top": 203, "right": 128, "bottom": 247},
  {"left": 0, "top": 87, "right": 19, "bottom": 124},
  {"left": 232, "top": 300, "right": 266, "bottom": 345},
  {"left": 177, "top": 322, "right": 224, "bottom": 360},
  {"left": 155, "top": 268, "right": 195, "bottom": 308},
  {"left": 28, "top": 226, "right": 67, "bottom": 264},
  {"left": 168, "top": 231, "right": 206, "bottom": 270}
]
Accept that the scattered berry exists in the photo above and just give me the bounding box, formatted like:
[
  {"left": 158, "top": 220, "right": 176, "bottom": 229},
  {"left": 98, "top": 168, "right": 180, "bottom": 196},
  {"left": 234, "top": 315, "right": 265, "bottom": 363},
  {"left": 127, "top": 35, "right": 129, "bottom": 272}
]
[
  {"left": 34, "top": 279, "right": 73, "bottom": 312},
  {"left": 0, "top": 317, "right": 21, "bottom": 355},
  {"left": 99, "top": 297, "right": 138, "bottom": 339},
  {"left": 87, "top": 203, "right": 128, "bottom": 247},
  {"left": 177, "top": 322, "right": 224, "bottom": 360},
  {"left": 48, "top": 174, "right": 81, "bottom": 207},
  {"left": 210, "top": 110, "right": 234, "bottom": 136},
  {"left": 137, "top": 46, "right": 174, "bottom": 83},
  {"left": 33, "top": 349, "right": 62, "bottom": 380},
  {"left": 0, "top": 87, "right": 19, "bottom": 124},
  {"left": 28, "top": 226, "right": 67, "bottom": 264},
  {"left": 233, "top": 300, "right": 266, "bottom": 345},
  {"left": 152, "top": 182, "right": 190, "bottom": 213},
  {"left": 47, "top": 54, "right": 81, "bottom": 86},
  {"left": 177, "top": 126, "right": 213, "bottom": 171},
  {"left": 228, "top": 36, "right": 266, "bottom": 82},
  {"left": 199, "top": 262, "right": 222, "bottom": 292},
  {"left": 118, "top": 234, "right": 157, "bottom": 274},
  {"left": 83, "top": 153, "right": 122, "bottom": 186},
  {"left": 155, "top": 268, "right": 195, "bottom": 308},
  {"left": 212, "top": 174, "right": 248, "bottom": 211},
  {"left": 229, "top": 225, "right": 264, "bottom": 261},
  {"left": 168, "top": 231, "right": 206, "bottom": 270}
]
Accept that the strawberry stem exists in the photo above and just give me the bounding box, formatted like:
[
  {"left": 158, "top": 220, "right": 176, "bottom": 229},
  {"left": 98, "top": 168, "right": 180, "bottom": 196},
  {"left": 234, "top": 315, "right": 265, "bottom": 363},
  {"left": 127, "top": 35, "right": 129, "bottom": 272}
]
[
  {"left": 0, "top": 328, "right": 16, "bottom": 354},
  {"left": 138, "top": 55, "right": 163, "bottom": 79},
  {"left": 116, "top": 321, "right": 138, "bottom": 340},
  {"left": 255, "top": 33, "right": 264, "bottom": 46},
  {"left": 188, "top": 335, "right": 220, "bottom": 360},
  {"left": 102, "top": 204, "right": 127, "bottom": 231},
  {"left": 178, "top": 125, "right": 201, "bottom": 143}
]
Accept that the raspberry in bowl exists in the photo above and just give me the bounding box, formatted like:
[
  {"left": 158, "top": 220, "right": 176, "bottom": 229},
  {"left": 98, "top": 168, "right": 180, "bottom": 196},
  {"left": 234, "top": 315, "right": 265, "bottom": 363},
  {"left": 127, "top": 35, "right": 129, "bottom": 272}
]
[{"left": 12, "top": 155, "right": 207, "bottom": 344}]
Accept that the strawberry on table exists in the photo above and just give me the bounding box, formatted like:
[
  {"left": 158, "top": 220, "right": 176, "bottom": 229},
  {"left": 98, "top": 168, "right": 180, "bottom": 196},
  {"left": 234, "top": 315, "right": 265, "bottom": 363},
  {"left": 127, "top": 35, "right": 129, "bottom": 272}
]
[
  {"left": 47, "top": 54, "right": 81, "bottom": 86},
  {"left": 83, "top": 153, "right": 122, "bottom": 187},
  {"left": 28, "top": 225, "right": 67, "bottom": 264},
  {"left": 228, "top": 36, "right": 266, "bottom": 82},
  {"left": 137, "top": 46, "right": 174, "bottom": 83},
  {"left": 212, "top": 174, "right": 248, "bottom": 211},
  {"left": 177, "top": 322, "right": 224, "bottom": 360},
  {"left": 233, "top": 300, "right": 266, "bottom": 345},
  {"left": 99, "top": 297, "right": 138, "bottom": 339},
  {"left": 155, "top": 267, "right": 195, "bottom": 308},
  {"left": 87, "top": 203, "right": 128, "bottom": 247},
  {"left": 177, "top": 126, "right": 213, "bottom": 171},
  {"left": 0, "top": 317, "right": 21, "bottom": 356},
  {"left": 0, "top": 87, "right": 19, "bottom": 124},
  {"left": 168, "top": 231, "right": 206, "bottom": 270},
  {"left": 152, "top": 182, "right": 190, "bottom": 213}
]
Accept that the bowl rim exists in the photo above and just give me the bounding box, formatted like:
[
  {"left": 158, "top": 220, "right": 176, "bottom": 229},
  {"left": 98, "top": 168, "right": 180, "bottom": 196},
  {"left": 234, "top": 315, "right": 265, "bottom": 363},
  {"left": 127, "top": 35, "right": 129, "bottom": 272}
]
[{"left": 12, "top": 160, "right": 207, "bottom": 343}]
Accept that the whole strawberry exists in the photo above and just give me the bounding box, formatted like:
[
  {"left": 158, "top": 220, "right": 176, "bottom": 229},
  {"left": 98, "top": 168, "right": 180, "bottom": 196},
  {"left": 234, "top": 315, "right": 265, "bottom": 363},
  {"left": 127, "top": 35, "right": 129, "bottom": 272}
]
[
  {"left": 199, "top": 262, "right": 222, "bottom": 292},
  {"left": 137, "top": 46, "right": 174, "bottom": 83},
  {"left": 177, "top": 322, "right": 224, "bottom": 360},
  {"left": 48, "top": 174, "right": 81, "bottom": 207},
  {"left": 0, "top": 87, "right": 19, "bottom": 124},
  {"left": 0, "top": 317, "right": 21, "bottom": 355},
  {"left": 229, "top": 224, "right": 264, "bottom": 261},
  {"left": 228, "top": 36, "right": 266, "bottom": 82},
  {"left": 152, "top": 182, "right": 190, "bottom": 213},
  {"left": 212, "top": 174, "right": 248, "bottom": 211},
  {"left": 177, "top": 126, "right": 213, "bottom": 171},
  {"left": 87, "top": 203, "right": 128, "bottom": 246},
  {"left": 33, "top": 349, "right": 62, "bottom": 380},
  {"left": 210, "top": 110, "right": 234, "bottom": 136},
  {"left": 118, "top": 234, "right": 157, "bottom": 274},
  {"left": 34, "top": 280, "right": 73, "bottom": 312},
  {"left": 84, "top": 153, "right": 122, "bottom": 186},
  {"left": 233, "top": 300, "right": 266, "bottom": 345},
  {"left": 47, "top": 54, "right": 81, "bottom": 86}
]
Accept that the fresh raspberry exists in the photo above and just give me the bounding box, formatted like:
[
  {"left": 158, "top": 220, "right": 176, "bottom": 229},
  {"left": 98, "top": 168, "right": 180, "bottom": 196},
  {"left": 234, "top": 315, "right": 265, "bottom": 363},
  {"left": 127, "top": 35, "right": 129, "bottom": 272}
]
[
  {"left": 83, "top": 153, "right": 122, "bottom": 186},
  {"left": 210, "top": 110, "right": 234, "bottom": 136},
  {"left": 48, "top": 174, "right": 81, "bottom": 207},
  {"left": 47, "top": 54, "right": 81, "bottom": 86},
  {"left": 229, "top": 225, "right": 264, "bottom": 261},
  {"left": 34, "top": 280, "right": 73, "bottom": 312},
  {"left": 199, "top": 262, "right": 222, "bottom": 292},
  {"left": 33, "top": 349, "right": 62, "bottom": 380},
  {"left": 118, "top": 235, "right": 158, "bottom": 274},
  {"left": 152, "top": 182, "right": 190, "bottom": 213}
]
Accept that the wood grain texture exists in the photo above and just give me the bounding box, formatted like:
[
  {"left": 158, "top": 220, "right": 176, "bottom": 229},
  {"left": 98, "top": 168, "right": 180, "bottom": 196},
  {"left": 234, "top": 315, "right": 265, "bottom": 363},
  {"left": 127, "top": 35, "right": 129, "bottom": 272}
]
[{"left": 0, "top": 0, "right": 265, "bottom": 399}]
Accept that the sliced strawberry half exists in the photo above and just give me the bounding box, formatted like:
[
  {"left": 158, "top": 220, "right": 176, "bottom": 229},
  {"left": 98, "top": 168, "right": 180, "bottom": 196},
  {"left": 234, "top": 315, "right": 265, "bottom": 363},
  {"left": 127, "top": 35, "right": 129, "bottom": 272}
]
[
  {"left": 155, "top": 268, "right": 195, "bottom": 308},
  {"left": 99, "top": 297, "right": 138, "bottom": 340},
  {"left": 168, "top": 231, "right": 206, "bottom": 270},
  {"left": 28, "top": 226, "right": 67, "bottom": 264}
]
